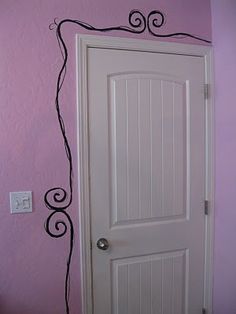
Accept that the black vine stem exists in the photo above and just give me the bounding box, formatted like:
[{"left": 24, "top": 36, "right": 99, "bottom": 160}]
[{"left": 44, "top": 9, "right": 211, "bottom": 314}]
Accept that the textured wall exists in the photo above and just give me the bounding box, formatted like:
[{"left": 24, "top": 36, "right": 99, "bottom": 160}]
[
  {"left": 0, "top": 1, "right": 211, "bottom": 313},
  {"left": 211, "top": 1, "right": 236, "bottom": 313}
]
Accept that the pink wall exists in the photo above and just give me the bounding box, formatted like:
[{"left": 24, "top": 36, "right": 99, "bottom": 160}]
[
  {"left": 211, "top": 1, "right": 236, "bottom": 313},
  {"left": 0, "top": 1, "right": 211, "bottom": 313}
]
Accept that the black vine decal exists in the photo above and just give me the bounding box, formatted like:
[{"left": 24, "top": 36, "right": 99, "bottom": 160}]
[
  {"left": 44, "top": 9, "right": 211, "bottom": 314},
  {"left": 146, "top": 11, "right": 211, "bottom": 42}
]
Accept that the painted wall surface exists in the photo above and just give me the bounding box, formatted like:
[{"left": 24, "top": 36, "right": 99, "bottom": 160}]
[
  {"left": 211, "top": 1, "right": 236, "bottom": 313},
  {"left": 0, "top": 1, "right": 211, "bottom": 313}
]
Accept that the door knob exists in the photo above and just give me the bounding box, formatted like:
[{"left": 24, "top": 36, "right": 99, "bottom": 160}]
[{"left": 96, "top": 238, "right": 109, "bottom": 251}]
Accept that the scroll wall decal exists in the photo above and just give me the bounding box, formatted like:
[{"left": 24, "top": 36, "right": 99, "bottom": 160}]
[{"left": 44, "top": 9, "right": 211, "bottom": 314}]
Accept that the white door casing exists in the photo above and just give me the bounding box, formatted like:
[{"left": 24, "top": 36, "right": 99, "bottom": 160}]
[{"left": 77, "top": 35, "right": 214, "bottom": 314}]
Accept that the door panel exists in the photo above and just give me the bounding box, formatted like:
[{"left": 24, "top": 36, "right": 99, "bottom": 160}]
[
  {"left": 112, "top": 250, "right": 186, "bottom": 314},
  {"left": 87, "top": 47, "right": 206, "bottom": 314},
  {"left": 109, "top": 75, "right": 187, "bottom": 225}
]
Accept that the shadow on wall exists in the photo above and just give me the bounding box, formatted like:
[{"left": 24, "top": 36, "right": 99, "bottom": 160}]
[
  {"left": 0, "top": 298, "right": 47, "bottom": 314},
  {"left": 0, "top": 302, "right": 28, "bottom": 314}
]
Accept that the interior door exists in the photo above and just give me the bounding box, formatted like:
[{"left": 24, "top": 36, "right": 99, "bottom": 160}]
[{"left": 87, "top": 46, "right": 206, "bottom": 314}]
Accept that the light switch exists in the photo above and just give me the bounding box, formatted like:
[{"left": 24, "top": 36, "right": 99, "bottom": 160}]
[{"left": 10, "top": 191, "right": 32, "bottom": 214}]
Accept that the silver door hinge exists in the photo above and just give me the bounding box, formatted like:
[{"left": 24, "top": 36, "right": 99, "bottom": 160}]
[
  {"left": 204, "top": 83, "right": 210, "bottom": 100},
  {"left": 204, "top": 200, "right": 209, "bottom": 215},
  {"left": 202, "top": 308, "right": 207, "bottom": 314}
]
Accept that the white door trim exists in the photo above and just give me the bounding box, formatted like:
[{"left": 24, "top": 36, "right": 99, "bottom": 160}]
[{"left": 76, "top": 34, "right": 214, "bottom": 314}]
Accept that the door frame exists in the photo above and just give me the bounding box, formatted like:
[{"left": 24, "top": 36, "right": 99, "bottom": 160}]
[{"left": 76, "top": 34, "right": 214, "bottom": 314}]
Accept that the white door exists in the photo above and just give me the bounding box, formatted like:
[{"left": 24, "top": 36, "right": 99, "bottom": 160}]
[{"left": 86, "top": 45, "right": 206, "bottom": 314}]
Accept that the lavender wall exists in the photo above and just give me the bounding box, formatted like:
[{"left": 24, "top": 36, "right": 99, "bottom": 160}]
[
  {"left": 0, "top": 1, "right": 211, "bottom": 313},
  {"left": 211, "top": 1, "right": 236, "bottom": 313}
]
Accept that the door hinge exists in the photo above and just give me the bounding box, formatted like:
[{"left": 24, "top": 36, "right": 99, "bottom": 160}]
[
  {"left": 90, "top": 241, "right": 93, "bottom": 250},
  {"left": 204, "top": 200, "right": 209, "bottom": 215},
  {"left": 202, "top": 308, "right": 207, "bottom": 314},
  {"left": 204, "top": 83, "right": 210, "bottom": 100}
]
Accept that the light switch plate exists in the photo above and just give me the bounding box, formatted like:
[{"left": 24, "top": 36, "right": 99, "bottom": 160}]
[{"left": 10, "top": 191, "right": 33, "bottom": 214}]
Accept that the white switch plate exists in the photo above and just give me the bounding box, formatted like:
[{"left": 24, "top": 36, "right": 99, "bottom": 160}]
[{"left": 10, "top": 191, "right": 33, "bottom": 214}]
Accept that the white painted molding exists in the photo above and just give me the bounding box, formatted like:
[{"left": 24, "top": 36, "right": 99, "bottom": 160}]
[
  {"left": 203, "top": 49, "right": 215, "bottom": 314},
  {"left": 76, "top": 36, "right": 93, "bottom": 314},
  {"left": 76, "top": 34, "right": 214, "bottom": 314}
]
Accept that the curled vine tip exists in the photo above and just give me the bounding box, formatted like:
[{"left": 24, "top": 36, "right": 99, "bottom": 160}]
[
  {"left": 44, "top": 210, "right": 71, "bottom": 238},
  {"left": 128, "top": 10, "right": 146, "bottom": 31},
  {"left": 44, "top": 187, "right": 72, "bottom": 211},
  {"left": 49, "top": 17, "right": 59, "bottom": 30},
  {"left": 148, "top": 10, "right": 165, "bottom": 29}
]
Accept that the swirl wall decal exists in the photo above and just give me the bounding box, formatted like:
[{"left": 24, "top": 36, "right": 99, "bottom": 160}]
[
  {"left": 45, "top": 9, "right": 211, "bottom": 314},
  {"left": 147, "top": 10, "right": 211, "bottom": 42}
]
